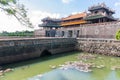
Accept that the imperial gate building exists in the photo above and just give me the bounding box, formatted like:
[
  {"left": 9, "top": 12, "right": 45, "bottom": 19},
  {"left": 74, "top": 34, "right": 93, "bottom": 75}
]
[{"left": 35, "top": 3, "right": 119, "bottom": 39}]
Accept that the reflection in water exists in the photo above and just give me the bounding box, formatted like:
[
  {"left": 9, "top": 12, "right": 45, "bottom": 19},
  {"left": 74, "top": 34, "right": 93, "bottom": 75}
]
[
  {"left": 106, "top": 71, "right": 118, "bottom": 80},
  {"left": 29, "top": 68, "right": 120, "bottom": 80},
  {"left": 28, "top": 68, "right": 91, "bottom": 80}
]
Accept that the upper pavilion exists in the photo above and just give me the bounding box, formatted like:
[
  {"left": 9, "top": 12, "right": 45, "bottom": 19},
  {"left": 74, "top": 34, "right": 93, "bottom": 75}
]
[
  {"left": 39, "top": 17, "right": 61, "bottom": 29},
  {"left": 85, "top": 3, "right": 117, "bottom": 23}
]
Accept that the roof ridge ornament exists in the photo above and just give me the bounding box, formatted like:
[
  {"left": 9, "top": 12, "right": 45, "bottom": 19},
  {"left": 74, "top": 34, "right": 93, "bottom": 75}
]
[{"left": 101, "top": 2, "right": 106, "bottom": 7}]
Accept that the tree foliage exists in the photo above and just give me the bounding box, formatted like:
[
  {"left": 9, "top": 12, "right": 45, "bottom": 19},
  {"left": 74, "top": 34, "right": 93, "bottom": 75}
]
[
  {"left": 115, "top": 29, "right": 120, "bottom": 40},
  {"left": 0, "top": 30, "right": 34, "bottom": 36},
  {"left": 0, "top": 0, "right": 33, "bottom": 28}
]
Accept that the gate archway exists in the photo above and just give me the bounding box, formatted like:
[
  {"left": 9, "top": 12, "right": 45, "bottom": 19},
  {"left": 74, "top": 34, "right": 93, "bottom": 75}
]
[{"left": 40, "top": 50, "right": 52, "bottom": 57}]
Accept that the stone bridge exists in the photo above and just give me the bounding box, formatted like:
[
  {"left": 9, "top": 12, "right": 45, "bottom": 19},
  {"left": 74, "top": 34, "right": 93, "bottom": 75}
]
[
  {"left": 1, "top": 37, "right": 120, "bottom": 65},
  {"left": 0, "top": 37, "right": 76, "bottom": 64}
]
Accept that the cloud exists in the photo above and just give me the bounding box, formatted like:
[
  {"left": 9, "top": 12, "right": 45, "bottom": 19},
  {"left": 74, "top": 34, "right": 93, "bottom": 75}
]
[
  {"left": 71, "top": 12, "right": 82, "bottom": 15},
  {"left": 0, "top": 12, "right": 33, "bottom": 32},
  {"left": 0, "top": 11, "right": 60, "bottom": 32},
  {"left": 62, "top": 0, "right": 73, "bottom": 4},
  {"left": 115, "top": 1, "right": 120, "bottom": 7},
  {"left": 28, "top": 11, "right": 60, "bottom": 29}
]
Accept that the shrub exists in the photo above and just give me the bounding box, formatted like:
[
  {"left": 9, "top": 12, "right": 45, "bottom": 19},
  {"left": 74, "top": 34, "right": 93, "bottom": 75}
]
[{"left": 115, "top": 30, "right": 120, "bottom": 40}]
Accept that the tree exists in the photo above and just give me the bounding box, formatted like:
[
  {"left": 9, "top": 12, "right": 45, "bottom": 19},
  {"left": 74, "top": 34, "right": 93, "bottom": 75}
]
[
  {"left": 0, "top": 0, "right": 33, "bottom": 28},
  {"left": 115, "top": 29, "right": 120, "bottom": 40}
]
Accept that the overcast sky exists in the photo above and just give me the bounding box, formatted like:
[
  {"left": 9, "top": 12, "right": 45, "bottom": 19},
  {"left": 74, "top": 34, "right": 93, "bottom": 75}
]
[{"left": 0, "top": 0, "right": 120, "bottom": 32}]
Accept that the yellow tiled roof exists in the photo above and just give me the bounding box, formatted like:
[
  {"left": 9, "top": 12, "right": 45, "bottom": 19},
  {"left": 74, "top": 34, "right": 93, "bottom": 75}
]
[{"left": 62, "top": 12, "right": 87, "bottom": 21}]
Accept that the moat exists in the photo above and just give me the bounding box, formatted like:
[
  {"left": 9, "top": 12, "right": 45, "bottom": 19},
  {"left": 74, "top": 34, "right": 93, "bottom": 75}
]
[{"left": 0, "top": 52, "right": 120, "bottom": 80}]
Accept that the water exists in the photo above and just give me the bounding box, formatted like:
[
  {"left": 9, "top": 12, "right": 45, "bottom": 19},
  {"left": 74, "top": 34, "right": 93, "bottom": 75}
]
[
  {"left": 28, "top": 68, "right": 91, "bottom": 80},
  {"left": 28, "top": 53, "right": 120, "bottom": 80},
  {"left": 28, "top": 68, "right": 120, "bottom": 80},
  {"left": 0, "top": 52, "right": 79, "bottom": 80},
  {"left": 1, "top": 52, "right": 120, "bottom": 80}
]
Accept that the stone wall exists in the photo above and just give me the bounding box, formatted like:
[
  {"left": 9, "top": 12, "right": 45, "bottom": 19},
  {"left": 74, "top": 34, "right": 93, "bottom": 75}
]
[
  {"left": 60, "top": 21, "right": 120, "bottom": 39},
  {"left": 34, "top": 29, "right": 46, "bottom": 37},
  {"left": 0, "top": 37, "right": 76, "bottom": 64},
  {"left": 77, "top": 38, "right": 120, "bottom": 56},
  {"left": 1, "top": 37, "right": 120, "bottom": 64},
  {"left": 34, "top": 21, "right": 120, "bottom": 39}
]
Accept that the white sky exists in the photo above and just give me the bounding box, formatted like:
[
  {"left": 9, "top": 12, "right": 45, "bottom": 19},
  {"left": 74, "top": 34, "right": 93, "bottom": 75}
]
[
  {"left": 0, "top": 10, "right": 60, "bottom": 32},
  {"left": 0, "top": 12, "right": 32, "bottom": 32},
  {"left": 0, "top": 0, "right": 120, "bottom": 32},
  {"left": 0, "top": 3, "right": 60, "bottom": 32}
]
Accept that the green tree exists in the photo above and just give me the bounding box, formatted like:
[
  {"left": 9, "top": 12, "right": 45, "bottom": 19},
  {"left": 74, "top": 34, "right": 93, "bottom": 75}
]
[
  {"left": 116, "top": 29, "right": 120, "bottom": 40},
  {"left": 0, "top": 0, "right": 33, "bottom": 28}
]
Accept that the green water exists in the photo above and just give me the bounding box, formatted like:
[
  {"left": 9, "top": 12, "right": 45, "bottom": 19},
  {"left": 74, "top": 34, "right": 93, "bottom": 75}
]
[
  {"left": 1, "top": 52, "right": 120, "bottom": 80},
  {"left": 0, "top": 52, "right": 79, "bottom": 80}
]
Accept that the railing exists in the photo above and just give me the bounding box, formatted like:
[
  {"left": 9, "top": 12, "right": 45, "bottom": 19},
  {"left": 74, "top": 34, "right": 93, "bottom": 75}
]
[
  {"left": 39, "top": 23, "right": 61, "bottom": 27},
  {"left": 87, "top": 13, "right": 104, "bottom": 17}
]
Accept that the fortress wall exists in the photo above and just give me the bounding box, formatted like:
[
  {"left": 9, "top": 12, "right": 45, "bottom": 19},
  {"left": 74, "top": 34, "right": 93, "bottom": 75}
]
[
  {"left": 62, "top": 21, "right": 120, "bottom": 39},
  {"left": 77, "top": 38, "right": 120, "bottom": 56},
  {"left": 79, "top": 22, "right": 120, "bottom": 38},
  {"left": 0, "top": 38, "right": 76, "bottom": 64},
  {"left": 1, "top": 32, "right": 120, "bottom": 65}
]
